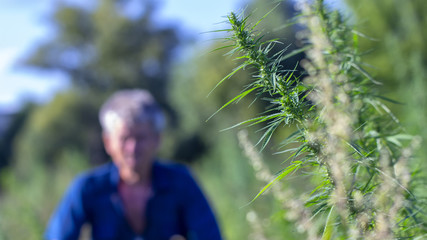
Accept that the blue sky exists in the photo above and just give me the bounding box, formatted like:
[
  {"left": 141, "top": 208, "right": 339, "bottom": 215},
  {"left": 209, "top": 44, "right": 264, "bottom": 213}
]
[{"left": 0, "top": 0, "right": 248, "bottom": 112}]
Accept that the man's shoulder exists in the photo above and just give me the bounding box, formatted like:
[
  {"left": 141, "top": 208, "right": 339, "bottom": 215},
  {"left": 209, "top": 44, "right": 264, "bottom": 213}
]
[
  {"left": 154, "top": 160, "right": 191, "bottom": 177},
  {"left": 72, "top": 162, "right": 116, "bottom": 193},
  {"left": 153, "top": 160, "right": 198, "bottom": 188},
  {"left": 78, "top": 162, "right": 115, "bottom": 180}
]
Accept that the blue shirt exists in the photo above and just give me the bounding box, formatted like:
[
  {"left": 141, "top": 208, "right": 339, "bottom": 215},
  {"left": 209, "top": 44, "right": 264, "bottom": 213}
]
[{"left": 45, "top": 161, "right": 222, "bottom": 240}]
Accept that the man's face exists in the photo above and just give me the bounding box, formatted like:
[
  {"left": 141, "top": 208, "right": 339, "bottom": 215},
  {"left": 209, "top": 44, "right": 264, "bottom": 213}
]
[{"left": 103, "top": 120, "right": 160, "bottom": 173}]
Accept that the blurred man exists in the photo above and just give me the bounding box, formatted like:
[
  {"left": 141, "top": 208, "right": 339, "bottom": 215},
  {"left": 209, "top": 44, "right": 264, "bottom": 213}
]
[{"left": 45, "top": 89, "right": 222, "bottom": 240}]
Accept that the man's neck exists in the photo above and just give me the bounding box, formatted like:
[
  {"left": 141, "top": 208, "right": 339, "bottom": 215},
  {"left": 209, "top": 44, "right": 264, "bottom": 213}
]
[{"left": 120, "top": 167, "right": 152, "bottom": 186}]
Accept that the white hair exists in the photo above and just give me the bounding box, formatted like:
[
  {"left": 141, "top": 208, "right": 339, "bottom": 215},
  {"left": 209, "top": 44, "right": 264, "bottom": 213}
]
[{"left": 99, "top": 89, "right": 165, "bottom": 133}]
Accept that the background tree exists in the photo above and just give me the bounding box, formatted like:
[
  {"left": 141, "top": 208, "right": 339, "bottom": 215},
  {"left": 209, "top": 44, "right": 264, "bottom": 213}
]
[{"left": 0, "top": 102, "right": 35, "bottom": 170}]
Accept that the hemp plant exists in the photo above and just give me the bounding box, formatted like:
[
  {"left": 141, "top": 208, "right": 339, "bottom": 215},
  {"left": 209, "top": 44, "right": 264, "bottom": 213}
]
[{"left": 212, "top": 0, "right": 426, "bottom": 239}]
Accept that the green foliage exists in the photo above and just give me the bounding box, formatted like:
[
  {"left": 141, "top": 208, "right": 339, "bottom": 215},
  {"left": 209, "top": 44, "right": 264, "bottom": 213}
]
[
  {"left": 13, "top": 91, "right": 105, "bottom": 171},
  {"left": 0, "top": 103, "right": 35, "bottom": 169},
  {"left": 217, "top": 12, "right": 312, "bottom": 150},
  {"left": 344, "top": 0, "right": 427, "bottom": 173},
  {"left": 0, "top": 150, "right": 89, "bottom": 239},
  {"left": 214, "top": 0, "right": 427, "bottom": 238}
]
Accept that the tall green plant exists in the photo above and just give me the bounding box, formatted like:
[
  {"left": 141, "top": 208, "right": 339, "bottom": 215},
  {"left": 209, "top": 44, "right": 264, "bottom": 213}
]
[{"left": 213, "top": 0, "right": 426, "bottom": 238}]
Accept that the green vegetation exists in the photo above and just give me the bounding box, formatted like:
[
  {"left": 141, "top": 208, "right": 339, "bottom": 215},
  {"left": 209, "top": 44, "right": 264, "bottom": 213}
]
[
  {"left": 212, "top": 0, "right": 427, "bottom": 239},
  {"left": 0, "top": 0, "right": 425, "bottom": 239},
  {"left": 344, "top": 0, "right": 427, "bottom": 178}
]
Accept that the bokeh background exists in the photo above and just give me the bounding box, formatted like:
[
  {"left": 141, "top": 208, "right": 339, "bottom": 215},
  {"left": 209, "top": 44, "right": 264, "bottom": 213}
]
[{"left": 0, "top": 0, "right": 425, "bottom": 239}]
